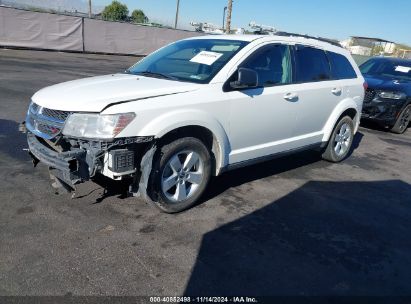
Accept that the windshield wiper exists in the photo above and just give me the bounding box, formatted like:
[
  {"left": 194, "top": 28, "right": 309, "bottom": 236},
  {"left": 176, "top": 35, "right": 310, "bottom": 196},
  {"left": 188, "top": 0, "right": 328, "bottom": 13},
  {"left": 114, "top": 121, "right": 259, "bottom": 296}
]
[{"left": 135, "top": 71, "right": 178, "bottom": 81}]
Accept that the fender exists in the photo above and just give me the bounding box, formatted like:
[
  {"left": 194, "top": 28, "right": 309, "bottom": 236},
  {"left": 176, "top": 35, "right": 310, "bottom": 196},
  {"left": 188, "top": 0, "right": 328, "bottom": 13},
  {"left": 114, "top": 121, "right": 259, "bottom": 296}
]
[
  {"left": 137, "top": 109, "right": 231, "bottom": 175},
  {"left": 322, "top": 97, "right": 360, "bottom": 142}
]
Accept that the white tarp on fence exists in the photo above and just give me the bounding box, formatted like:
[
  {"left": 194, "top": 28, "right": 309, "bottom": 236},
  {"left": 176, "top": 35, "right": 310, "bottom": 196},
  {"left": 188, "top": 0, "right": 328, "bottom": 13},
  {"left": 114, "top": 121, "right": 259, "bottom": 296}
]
[
  {"left": 84, "top": 18, "right": 202, "bottom": 55},
  {"left": 0, "top": 6, "right": 203, "bottom": 55},
  {"left": 0, "top": 7, "right": 83, "bottom": 51}
]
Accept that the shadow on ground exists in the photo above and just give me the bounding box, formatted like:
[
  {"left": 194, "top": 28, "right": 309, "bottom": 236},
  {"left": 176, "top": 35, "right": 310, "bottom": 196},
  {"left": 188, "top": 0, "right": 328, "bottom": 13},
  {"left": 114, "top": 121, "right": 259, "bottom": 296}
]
[
  {"left": 201, "top": 132, "right": 364, "bottom": 203},
  {"left": 69, "top": 132, "right": 363, "bottom": 205},
  {"left": 185, "top": 180, "right": 411, "bottom": 296},
  {"left": 89, "top": 174, "right": 130, "bottom": 203},
  {"left": 87, "top": 149, "right": 329, "bottom": 205},
  {"left": 360, "top": 119, "right": 410, "bottom": 134},
  {"left": 0, "top": 119, "right": 30, "bottom": 161},
  {"left": 1, "top": 118, "right": 365, "bottom": 209},
  {"left": 360, "top": 120, "right": 390, "bottom": 132}
]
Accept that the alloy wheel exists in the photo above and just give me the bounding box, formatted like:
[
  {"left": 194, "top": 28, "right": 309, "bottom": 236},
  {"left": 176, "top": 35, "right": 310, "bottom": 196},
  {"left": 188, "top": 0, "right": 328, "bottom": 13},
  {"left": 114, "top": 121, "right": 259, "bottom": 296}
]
[
  {"left": 399, "top": 107, "right": 410, "bottom": 132},
  {"left": 161, "top": 150, "right": 204, "bottom": 203},
  {"left": 334, "top": 122, "right": 352, "bottom": 157}
]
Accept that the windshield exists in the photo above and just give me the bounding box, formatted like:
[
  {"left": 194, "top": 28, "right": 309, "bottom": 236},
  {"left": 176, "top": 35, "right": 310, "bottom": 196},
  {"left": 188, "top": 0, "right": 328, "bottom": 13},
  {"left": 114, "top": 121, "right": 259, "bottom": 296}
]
[
  {"left": 126, "top": 39, "right": 249, "bottom": 84},
  {"left": 360, "top": 59, "right": 411, "bottom": 81}
]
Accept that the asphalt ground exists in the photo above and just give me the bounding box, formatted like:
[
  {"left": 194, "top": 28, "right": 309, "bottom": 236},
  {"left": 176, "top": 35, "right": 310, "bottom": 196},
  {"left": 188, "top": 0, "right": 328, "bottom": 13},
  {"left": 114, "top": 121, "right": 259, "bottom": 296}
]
[{"left": 0, "top": 48, "right": 411, "bottom": 297}]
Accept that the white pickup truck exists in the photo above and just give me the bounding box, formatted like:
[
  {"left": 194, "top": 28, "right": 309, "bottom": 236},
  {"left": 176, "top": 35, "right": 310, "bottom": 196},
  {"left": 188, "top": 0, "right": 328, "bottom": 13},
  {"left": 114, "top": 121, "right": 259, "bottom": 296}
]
[{"left": 23, "top": 34, "right": 364, "bottom": 212}]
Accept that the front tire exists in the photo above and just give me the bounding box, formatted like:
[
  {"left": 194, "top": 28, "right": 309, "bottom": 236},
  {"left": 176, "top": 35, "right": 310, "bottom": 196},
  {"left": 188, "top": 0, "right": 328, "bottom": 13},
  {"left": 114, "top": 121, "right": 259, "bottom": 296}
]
[
  {"left": 322, "top": 116, "right": 354, "bottom": 163},
  {"left": 391, "top": 104, "right": 411, "bottom": 134},
  {"left": 149, "top": 137, "right": 211, "bottom": 213}
]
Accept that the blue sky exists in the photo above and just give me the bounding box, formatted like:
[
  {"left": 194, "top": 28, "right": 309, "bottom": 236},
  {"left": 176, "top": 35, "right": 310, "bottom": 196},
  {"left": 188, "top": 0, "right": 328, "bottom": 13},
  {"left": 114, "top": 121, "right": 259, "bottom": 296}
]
[{"left": 93, "top": 0, "right": 411, "bottom": 45}]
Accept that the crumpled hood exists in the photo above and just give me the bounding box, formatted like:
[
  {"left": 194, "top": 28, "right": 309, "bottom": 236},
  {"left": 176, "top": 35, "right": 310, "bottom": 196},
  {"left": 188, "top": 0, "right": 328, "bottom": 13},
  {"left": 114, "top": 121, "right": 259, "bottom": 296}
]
[
  {"left": 365, "top": 75, "right": 411, "bottom": 96},
  {"left": 31, "top": 73, "right": 201, "bottom": 112}
]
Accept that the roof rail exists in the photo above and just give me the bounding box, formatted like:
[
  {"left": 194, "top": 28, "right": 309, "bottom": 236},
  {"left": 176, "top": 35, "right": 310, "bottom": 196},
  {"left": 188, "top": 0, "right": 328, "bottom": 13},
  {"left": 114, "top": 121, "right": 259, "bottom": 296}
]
[{"left": 275, "top": 31, "right": 342, "bottom": 48}]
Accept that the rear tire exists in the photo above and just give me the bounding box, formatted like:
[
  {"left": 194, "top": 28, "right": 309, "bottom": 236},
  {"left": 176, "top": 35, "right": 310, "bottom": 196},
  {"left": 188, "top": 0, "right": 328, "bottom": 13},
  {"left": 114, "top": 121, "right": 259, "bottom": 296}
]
[
  {"left": 391, "top": 104, "right": 411, "bottom": 134},
  {"left": 148, "top": 137, "right": 211, "bottom": 213},
  {"left": 322, "top": 116, "right": 354, "bottom": 163}
]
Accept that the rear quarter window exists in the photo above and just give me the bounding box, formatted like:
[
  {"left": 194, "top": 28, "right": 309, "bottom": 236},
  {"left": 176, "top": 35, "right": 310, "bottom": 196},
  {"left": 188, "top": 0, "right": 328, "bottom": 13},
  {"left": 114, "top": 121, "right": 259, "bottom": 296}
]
[{"left": 327, "top": 51, "right": 357, "bottom": 79}]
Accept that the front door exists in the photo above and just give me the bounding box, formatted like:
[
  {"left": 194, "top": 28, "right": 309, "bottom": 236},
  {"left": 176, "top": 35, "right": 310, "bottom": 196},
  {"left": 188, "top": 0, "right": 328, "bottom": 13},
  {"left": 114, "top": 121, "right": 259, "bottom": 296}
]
[{"left": 226, "top": 44, "right": 299, "bottom": 164}]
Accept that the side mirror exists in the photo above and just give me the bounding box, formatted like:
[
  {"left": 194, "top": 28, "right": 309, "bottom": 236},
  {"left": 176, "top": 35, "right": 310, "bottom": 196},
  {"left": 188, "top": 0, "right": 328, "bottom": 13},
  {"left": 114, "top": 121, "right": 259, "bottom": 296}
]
[{"left": 230, "top": 67, "right": 258, "bottom": 89}]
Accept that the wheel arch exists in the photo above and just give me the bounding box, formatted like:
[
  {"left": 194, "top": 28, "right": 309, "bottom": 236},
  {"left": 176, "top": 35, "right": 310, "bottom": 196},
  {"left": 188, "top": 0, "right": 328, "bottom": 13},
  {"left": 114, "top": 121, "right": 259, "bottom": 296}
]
[
  {"left": 322, "top": 98, "right": 360, "bottom": 142},
  {"left": 138, "top": 110, "right": 231, "bottom": 176}
]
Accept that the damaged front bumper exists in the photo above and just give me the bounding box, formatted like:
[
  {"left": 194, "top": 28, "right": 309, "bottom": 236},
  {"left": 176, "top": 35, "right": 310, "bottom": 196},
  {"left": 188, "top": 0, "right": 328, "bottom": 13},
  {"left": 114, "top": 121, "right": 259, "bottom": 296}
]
[
  {"left": 27, "top": 132, "right": 89, "bottom": 189},
  {"left": 25, "top": 129, "right": 154, "bottom": 194},
  {"left": 361, "top": 94, "right": 408, "bottom": 126}
]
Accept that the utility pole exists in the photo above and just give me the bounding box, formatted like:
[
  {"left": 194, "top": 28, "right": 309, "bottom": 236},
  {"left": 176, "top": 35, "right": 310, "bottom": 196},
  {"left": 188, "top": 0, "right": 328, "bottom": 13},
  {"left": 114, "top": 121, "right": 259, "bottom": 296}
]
[
  {"left": 222, "top": 6, "right": 227, "bottom": 31},
  {"left": 174, "top": 0, "right": 180, "bottom": 29},
  {"left": 225, "top": 0, "right": 233, "bottom": 34},
  {"left": 88, "top": 0, "right": 92, "bottom": 18}
]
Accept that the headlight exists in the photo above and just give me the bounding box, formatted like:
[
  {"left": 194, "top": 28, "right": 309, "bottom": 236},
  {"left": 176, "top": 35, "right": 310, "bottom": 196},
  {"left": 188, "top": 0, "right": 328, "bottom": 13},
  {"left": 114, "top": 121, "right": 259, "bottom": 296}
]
[
  {"left": 378, "top": 91, "right": 406, "bottom": 100},
  {"left": 62, "top": 113, "right": 135, "bottom": 139}
]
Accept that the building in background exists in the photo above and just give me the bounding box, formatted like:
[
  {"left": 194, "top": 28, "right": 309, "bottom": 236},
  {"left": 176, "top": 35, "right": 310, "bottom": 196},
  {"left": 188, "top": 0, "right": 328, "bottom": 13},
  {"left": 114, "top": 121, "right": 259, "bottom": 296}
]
[
  {"left": 345, "top": 45, "right": 372, "bottom": 56},
  {"left": 340, "top": 36, "right": 396, "bottom": 56},
  {"left": 397, "top": 49, "right": 411, "bottom": 59}
]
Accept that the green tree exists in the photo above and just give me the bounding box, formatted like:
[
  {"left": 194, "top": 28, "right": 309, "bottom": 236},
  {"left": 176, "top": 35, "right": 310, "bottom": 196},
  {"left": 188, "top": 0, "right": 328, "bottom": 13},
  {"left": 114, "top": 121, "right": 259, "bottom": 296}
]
[
  {"left": 101, "top": 1, "right": 129, "bottom": 21},
  {"left": 131, "top": 9, "right": 148, "bottom": 23},
  {"left": 371, "top": 45, "right": 384, "bottom": 56}
]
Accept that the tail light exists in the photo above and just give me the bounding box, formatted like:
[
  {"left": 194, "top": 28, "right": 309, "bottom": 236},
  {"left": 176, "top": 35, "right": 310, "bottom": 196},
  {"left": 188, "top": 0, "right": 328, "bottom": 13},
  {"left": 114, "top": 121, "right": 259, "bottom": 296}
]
[{"left": 363, "top": 81, "right": 368, "bottom": 91}]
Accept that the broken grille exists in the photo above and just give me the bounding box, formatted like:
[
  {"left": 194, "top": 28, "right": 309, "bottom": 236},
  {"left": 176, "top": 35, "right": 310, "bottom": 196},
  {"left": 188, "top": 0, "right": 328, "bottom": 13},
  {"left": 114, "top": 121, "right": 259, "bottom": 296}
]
[
  {"left": 364, "top": 89, "right": 376, "bottom": 104},
  {"left": 41, "top": 107, "right": 71, "bottom": 122},
  {"left": 26, "top": 102, "right": 72, "bottom": 139}
]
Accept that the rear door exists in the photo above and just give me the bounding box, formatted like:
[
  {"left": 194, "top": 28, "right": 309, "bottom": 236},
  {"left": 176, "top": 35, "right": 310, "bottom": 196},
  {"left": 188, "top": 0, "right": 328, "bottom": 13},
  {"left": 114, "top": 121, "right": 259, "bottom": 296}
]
[
  {"left": 327, "top": 50, "right": 363, "bottom": 115},
  {"left": 290, "top": 45, "right": 343, "bottom": 146}
]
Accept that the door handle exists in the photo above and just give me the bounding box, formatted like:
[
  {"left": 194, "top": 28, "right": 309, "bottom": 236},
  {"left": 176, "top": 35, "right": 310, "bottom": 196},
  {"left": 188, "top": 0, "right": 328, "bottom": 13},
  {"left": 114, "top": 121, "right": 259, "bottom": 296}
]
[
  {"left": 283, "top": 92, "right": 298, "bottom": 101},
  {"left": 331, "top": 87, "right": 342, "bottom": 95}
]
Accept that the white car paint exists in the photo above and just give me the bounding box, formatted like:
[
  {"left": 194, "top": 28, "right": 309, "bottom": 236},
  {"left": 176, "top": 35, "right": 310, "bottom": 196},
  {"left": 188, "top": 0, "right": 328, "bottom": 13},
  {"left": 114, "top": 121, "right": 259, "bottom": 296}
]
[
  {"left": 31, "top": 34, "right": 364, "bottom": 176},
  {"left": 32, "top": 73, "right": 202, "bottom": 112}
]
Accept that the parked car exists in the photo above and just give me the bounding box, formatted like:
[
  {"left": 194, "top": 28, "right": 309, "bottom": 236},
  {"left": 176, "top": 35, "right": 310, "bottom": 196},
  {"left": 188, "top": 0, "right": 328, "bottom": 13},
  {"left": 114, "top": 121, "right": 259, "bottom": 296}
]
[
  {"left": 360, "top": 57, "right": 411, "bottom": 133},
  {"left": 22, "top": 35, "right": 365, "bottom": 213}
]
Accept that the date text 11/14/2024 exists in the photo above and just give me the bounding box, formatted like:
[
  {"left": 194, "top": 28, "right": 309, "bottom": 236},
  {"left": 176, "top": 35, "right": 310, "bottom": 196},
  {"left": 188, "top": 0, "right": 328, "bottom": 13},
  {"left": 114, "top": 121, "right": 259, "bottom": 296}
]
[{"left": 149, "top": 296, "right": 258, "bottom": 303}]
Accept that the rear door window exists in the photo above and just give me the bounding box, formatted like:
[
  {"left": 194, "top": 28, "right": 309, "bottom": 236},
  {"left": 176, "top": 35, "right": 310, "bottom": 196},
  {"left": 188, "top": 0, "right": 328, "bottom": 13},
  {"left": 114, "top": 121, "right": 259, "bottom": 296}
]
[
  {"left": 294, "top": 45, "right": 331, "bottom": 83},
  {"left": 327, "top": 51, "right": 357, "bottom": 79}
]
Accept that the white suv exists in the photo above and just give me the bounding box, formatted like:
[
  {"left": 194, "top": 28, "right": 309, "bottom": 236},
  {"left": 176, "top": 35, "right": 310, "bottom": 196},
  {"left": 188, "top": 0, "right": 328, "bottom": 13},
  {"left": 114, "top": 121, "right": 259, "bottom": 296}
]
[{"left": 24, "top": 35, "right": 365, "bottom": 212}]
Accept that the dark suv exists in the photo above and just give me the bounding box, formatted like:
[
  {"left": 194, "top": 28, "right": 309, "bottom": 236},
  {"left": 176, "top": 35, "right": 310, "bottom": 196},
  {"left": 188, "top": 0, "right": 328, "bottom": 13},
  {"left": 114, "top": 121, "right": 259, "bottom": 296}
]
[{"left": 360, "top": 57, "right": 411, "bottom": 133}]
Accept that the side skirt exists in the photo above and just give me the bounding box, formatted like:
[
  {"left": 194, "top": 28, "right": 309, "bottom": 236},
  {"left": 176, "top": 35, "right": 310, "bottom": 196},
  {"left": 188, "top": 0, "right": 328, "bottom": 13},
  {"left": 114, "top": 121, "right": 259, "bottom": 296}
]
[{"left": 221, "top": 142, "right": 325, "bottom": 173}]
